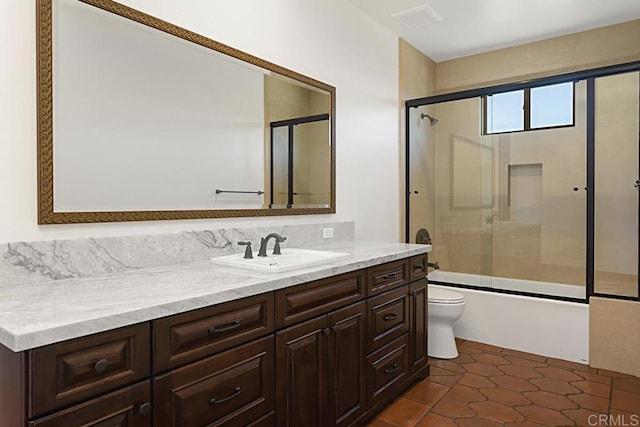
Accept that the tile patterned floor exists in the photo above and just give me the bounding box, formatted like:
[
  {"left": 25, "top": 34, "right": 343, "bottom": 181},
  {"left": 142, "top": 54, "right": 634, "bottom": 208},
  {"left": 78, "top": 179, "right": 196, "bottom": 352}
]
[{"left": 368, "top": 339, "right": 640, "bottom": 427}]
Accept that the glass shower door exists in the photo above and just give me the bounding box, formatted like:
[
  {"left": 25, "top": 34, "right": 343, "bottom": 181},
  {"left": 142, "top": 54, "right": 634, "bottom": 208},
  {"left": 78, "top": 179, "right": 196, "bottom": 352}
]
[{"left": 593, "top": 71, "right": 640, "bottom": 298}]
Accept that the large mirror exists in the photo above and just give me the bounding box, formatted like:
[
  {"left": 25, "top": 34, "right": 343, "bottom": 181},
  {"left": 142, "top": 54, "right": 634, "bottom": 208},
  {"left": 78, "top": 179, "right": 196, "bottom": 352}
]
[{"left": 37, "top": 0, "right": 335, "bottom": 224}]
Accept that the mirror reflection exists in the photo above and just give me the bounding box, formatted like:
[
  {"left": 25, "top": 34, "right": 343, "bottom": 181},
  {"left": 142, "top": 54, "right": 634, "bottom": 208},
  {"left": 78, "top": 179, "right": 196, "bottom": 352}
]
[{"left": 39, "top": 0, "right": 335, "bottom": 223}]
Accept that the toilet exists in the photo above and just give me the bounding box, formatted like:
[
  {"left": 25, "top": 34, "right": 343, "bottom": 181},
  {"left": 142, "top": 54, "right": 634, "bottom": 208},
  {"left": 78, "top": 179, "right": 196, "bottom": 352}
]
[{"left": 428, "top": 285, "right": 465, "bottom": 359}]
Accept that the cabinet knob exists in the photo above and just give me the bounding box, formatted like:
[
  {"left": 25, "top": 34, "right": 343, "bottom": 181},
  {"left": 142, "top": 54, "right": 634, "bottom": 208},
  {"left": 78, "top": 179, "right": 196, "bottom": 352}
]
[
  {"left": 94, "top": 358, "right": 110, "bottom": 374},
  {"left": 138, "top": 402, "right": 152, "bottom": 416},
  {"left": 384, "top": 363, "right": 400, "bottom": 374},
  {"left": 323, "top": 328, "right": 331, "bottom": 336}
]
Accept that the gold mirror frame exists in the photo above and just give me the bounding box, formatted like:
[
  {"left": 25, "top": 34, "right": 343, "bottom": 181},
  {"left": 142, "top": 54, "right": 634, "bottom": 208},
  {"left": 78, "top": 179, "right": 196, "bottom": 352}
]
[{"left": 37, "top": 0, "right": 336, "bottom": 224}]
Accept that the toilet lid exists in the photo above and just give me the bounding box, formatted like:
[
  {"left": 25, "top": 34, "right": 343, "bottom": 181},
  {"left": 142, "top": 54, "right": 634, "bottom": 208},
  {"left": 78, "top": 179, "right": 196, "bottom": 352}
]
[{"left": 428, "top": 287, "right": 465, "bottom": 304}]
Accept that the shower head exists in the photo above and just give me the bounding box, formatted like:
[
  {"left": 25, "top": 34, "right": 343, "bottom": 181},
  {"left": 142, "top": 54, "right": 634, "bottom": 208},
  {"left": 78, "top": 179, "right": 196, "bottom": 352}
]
[{"left": 420, "top": 113, "right": 438, "bottom": 126}]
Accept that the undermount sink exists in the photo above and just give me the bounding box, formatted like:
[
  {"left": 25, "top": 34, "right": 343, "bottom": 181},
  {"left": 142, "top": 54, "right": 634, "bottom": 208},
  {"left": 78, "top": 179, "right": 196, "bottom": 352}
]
[{"left": 211, "top": 248, "right": 351, "bottom": 273}]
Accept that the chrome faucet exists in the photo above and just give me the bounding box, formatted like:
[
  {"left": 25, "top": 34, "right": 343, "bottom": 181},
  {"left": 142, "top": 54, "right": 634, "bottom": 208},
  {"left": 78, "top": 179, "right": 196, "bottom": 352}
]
[{"left": 257, "top": 233, "right": 287, "bottom": 257}]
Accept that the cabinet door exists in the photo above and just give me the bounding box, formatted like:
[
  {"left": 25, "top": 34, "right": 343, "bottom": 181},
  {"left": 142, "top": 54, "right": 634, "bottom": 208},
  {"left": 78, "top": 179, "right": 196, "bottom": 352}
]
[
  {"left": 327, "top": 302, "right": 366, "bottom": 427},
  {"left": 154, "top": 336, "right": 274, "bottom": 427},
  {"left": 29, "top": 381, "right": 151, "bottom": 427},
  {"left": 275, "top": 316, "right": 329, "bottom": 427},
  {"left": 409, "top": 278, "right": 428, "bottom": 374}
]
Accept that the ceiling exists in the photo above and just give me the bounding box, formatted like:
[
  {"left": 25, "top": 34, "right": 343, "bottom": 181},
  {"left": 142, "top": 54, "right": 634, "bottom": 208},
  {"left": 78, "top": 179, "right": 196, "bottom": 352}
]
[{"left": 346, "top": 0, "right": 640, "bottom": 62}]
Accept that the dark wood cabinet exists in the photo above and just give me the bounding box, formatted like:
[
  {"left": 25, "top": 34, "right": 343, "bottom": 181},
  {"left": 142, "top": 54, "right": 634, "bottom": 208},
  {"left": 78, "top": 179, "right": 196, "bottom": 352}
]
[
  {"left": 275, "top": 315, "right": 329, "bottom": 427},
  {"left": 327, "top": 302, "right": 367, "bottom": 427},
  {"left": 0, "top": 253, "right": 429, "bottom": 427},
  {"left": 275, "top": 301, "right": 367, "bottom": 427},
  {"left": 30, "top": 323, "right": 150, "bottom": 417},
  {"left": 28, "top": 381, "right": 151, "bottom": 427},
  {"left": 409, "top": 279, "right": 428, "bottom": 375},
  {"left": 154, "top": 336, "right": 274, "bottom": 427},
  {"left": 153, "top": 293, "right": 274, "bottom": 373}
]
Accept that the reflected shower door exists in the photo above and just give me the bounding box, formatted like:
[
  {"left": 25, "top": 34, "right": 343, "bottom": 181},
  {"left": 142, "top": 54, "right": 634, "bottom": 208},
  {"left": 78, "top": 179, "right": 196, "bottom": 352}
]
[{"left": 594, "top": 71, "right": 640, "bottom": 298}]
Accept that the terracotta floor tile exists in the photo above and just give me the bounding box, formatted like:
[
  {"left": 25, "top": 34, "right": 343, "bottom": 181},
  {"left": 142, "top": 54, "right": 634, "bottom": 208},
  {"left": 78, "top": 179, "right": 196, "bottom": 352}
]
[
  {"left": 403, "top": 379, "right": 449, "bottom": 406},
  {"left": 562, "top": 408, "right": 602, "bottom": 426},
  {"left": 523, "top": 390, "right": 578, "bottom": 410},
  {"left": 575, "top": 370, "right": 612, "bottom": 385},
  {"left": 377, "top": 397, "right": 430, "bottom": 427},
  {"left": 447, "top": 384, "right": 486, "bottom": 403},
  {"left": 427, "top": 374, "right": 463, "bottom": 387},
  {"left": 546, "top": 357, "right": 590, "bottom": 372},
  {"left": 567, "top": 392, "right": 609, "bottom": 413},
  {"left": 598, "top": 369, "right": 633, "bottom": 378},
  {"left": 571, "top": 380, "right": 611, "bottom": 398},
  {"left": 504, "top": 355, "right": 548, "bottom": 368},
  {"left": 536, "top": 366, "right": 583, "bottom": 382},
  {"left": 516, "top": 405, "right": 575, "bottom": 426},
  {"left": 611, "top": 388, "right": 640, "bottom": 413},
  {"left": 449, "top": 353, "right": 476, "bottom": 364},
  {"left": 456, "top": 416, "right": 503, "bottom": 427},
  {"left": 504, "top": 422, "right": 547, "bottom": 427},
  {"left": 501, "top": 348, "right": 547, "bottom": 363},
  {"left": 472, "top": 352, "right": 511, "bottom": 366},
  {"left": 499, "top": 365, "right": 544, "bottom": 379},
  {"left": 430, "top": 366, "right": 462, "bottom": 376},
  {"left": 415, "top": 413, "right": 456, "bottom": 427},
  {"left": 458, "top": 373, "right": 497, "bottom": 389},
  {"left": 480, "top": 387, "right": 532, "bottom": 406},
  {"left": 463, "top": 362, "right": 505, "bottom": 377},
  {"left": 430, "top": 359, "right": 466, "bottom": 373},
  {"left": 463, "top": 341, "right": 504, "bottom": 354},
  {"left": 491, "top": 375, "right": 538, "bottom": 392},
  {"left": 431, "top": 396, "right": 476, "bottom": 418},
  {"left": 613, "top": 377, "right": 640, "bottom": 394},
  {"left": 458, "top": 343, "right": 485, "bottom": 354},
  {"left": 365, "top": 419, "right": 397, "bottom": 427},
  {"left": 531, "top": 377, "right": 581, "bottom": 395},
  {"left": 470, "top": 401, "right": 525, "bottom": 423}
]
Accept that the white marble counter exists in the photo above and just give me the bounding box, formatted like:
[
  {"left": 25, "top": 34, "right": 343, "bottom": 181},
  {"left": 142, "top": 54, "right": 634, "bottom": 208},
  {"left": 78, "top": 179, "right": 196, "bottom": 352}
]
[{"left": 0, "top": 241, "right": 430, "bottom": 352}]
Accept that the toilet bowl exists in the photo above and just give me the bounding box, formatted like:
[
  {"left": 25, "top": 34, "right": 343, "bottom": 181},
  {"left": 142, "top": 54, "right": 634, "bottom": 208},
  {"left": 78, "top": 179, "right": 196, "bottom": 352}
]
[{"left": 428, "top": 286, "right": 465, "bottom": 359}]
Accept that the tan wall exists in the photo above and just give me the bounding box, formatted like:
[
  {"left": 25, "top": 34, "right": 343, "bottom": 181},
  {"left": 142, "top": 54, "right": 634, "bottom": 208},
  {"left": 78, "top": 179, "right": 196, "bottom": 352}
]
[
  {"left": 590, "top": 297, "right": 640, "bottom": 376},
  {"left": 436, "top": 20, "right": 640, "bottom": 93},
  {"left": 399, "top": 38, "right": 436, "bottom": 242}
]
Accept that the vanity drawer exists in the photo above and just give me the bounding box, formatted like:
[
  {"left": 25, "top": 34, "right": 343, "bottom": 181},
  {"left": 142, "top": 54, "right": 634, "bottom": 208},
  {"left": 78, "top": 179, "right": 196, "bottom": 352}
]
[
  {"left": 29, "top": 323, "right": 150, "bottom": 417},
  {"left": 367, "top": 259, "right": 409, "bottom": 296},
  {"left": 275, "top": 270, "right": 365, "bottom": 328},
  {"left": 153, "top": 293, "right": 274, "bottom": 372},
  {"left": 154, "top": 336, "right": 274, "bottom": 427},
  {"left": 366, "top": 335, "right": 409, "bottom": 407},
  {"left": 409, "top": 254, "right": 427, "bottom": 281},
  {"left": 367, "top": 286, "right": 409, "bottom": 353},
  {"left": 29, "top": 381, "right": 151, "bottom": 427}
]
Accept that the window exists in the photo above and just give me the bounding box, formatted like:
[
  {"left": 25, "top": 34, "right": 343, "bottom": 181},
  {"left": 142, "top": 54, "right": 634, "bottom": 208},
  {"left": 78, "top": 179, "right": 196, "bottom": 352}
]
[{"left": 483, "top": 82, "right": 575, "bottom": 134}]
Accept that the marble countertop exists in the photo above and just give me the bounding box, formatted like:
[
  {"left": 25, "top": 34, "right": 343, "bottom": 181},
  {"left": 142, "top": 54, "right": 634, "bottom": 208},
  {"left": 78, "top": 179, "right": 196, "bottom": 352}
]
[{"left": 0, "top": 240, "right": 430, "bottom": 352}]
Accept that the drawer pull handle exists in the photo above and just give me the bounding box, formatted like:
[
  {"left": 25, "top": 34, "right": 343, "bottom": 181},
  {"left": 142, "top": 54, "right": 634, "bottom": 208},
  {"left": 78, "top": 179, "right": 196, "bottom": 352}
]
[
  {"left": 381, "top": 272, "right": 399, "bottom": 280},
  {"left": 94, "top": 358, "right": 110, "bottom": 374},
  {"left": 210, "top": 386, "right": 242, "bottom": 405},
  {"left": 384, "top": 364, "right": 400, "bottom": 374},
  {"left": 208, "top": 320, "right": 241, "bottom": 335},
  {"left": 383, "top": 313, "right": 399, "bottom": 321},
  {"left": 138, "top": 402, "right": 152, "bottom": 416}
]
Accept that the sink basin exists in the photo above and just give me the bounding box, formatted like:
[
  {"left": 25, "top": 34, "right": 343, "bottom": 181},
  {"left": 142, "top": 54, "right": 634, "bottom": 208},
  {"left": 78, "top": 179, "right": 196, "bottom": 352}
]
[{"left": 211, "top": 248, "right": 351, "bottom": 273}]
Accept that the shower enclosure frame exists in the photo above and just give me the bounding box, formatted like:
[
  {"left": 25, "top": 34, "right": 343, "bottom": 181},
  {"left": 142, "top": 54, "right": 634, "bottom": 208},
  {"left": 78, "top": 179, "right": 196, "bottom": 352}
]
[
  {"left": 269, "top": 113, "right": 330, "bottom": 208},
  {"left": 405, "top": 60, "right": 640, "bottom": 304}
]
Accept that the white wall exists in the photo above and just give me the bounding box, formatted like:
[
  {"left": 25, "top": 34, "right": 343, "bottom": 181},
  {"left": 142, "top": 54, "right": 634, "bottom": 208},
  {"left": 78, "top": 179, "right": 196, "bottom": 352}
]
[{"left": 0, "top": 0, "right": 399, "bottom": 242}]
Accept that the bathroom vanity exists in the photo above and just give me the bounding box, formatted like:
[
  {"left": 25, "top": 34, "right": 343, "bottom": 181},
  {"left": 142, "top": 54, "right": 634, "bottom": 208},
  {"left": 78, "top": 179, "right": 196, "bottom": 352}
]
[{"left": 0, "top": 241, "right": 430, "bottom": 427}]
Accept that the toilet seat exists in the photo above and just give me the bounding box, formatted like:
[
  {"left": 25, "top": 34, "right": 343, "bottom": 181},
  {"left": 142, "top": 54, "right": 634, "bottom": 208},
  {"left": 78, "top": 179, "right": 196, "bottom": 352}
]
[{"left": 428, "top": 287, "right": 465, "bottom": 304}]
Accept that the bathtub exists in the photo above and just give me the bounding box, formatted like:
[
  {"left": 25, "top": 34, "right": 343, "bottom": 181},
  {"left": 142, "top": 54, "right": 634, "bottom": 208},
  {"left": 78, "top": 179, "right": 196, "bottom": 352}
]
[{"left": 428, "top": 271, "right": 590, "bottom": 364}]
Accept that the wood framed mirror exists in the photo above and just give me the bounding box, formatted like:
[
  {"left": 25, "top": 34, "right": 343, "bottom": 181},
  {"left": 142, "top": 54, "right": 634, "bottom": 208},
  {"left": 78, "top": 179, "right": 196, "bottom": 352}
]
[{"left": 37, "top": 0, "right": 336, "bottom": 224}]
